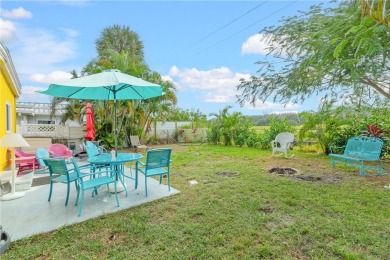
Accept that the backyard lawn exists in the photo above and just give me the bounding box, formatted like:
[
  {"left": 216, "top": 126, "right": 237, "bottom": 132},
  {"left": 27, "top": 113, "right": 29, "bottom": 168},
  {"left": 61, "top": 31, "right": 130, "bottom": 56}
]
[{"left": 3, "top": 144, "right": 390, "bottom": 259}]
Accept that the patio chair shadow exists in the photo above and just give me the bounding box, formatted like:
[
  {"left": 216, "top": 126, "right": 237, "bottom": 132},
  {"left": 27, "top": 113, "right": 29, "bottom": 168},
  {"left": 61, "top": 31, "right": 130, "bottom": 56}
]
[{"left": 0, "top": 162, "right": 180, "bottom": 241}]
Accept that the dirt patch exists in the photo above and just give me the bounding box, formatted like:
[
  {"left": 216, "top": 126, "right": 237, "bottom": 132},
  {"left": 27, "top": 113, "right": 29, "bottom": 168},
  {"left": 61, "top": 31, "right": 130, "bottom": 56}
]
[
  {"left": 268, "top": 167, "right": 298, "bottom": 175},
  {"left": 293, "top": 175, "right": 343, "bottom": 184},
  {"left": 215, "top": 171, "right": 239, "bottom": 177},
  {"left": 257, "top": 206, "right": 275, "bottom": 214},
  {"left": 263, "top": 155, "right": 389, "bottom": 187},
  {"left": 267, "top": 165, "right": 344, "bottom": 184}
]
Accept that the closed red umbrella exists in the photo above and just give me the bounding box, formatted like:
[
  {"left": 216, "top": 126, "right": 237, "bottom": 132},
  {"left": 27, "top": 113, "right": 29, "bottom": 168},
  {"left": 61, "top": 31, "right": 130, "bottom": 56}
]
[{"left": 85, "top": 102, "right": 95, "bottom": 141}]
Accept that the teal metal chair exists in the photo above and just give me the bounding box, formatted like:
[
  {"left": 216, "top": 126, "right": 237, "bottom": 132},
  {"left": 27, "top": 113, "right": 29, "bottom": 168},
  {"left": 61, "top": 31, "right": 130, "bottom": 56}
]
[
  {"left": 84, "top": 144, "right": 100, "bottom": 157},
  {"left": 35, "top": 148, "right": 50, "bottom": 174},
  {"left": 85, "top": 141, "right": 106, "bottom": 154},
  {"left": 43, "top": 157, "right": 80, "bottom": 206},
  {"left": 84, "top": 142, "right": 109, "bottom": 175},
  {"left": 136, "top": 148, "right": 172, "bottom": 196},
  {"left": 43, "top": 157, "right": 119, "bottom": 216}
]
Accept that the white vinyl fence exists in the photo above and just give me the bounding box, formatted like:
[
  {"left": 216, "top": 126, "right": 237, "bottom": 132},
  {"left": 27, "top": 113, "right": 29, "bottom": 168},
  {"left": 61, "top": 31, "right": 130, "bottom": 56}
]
[{"left": 148, "top": 122, "right": 207, "bottom": 143}]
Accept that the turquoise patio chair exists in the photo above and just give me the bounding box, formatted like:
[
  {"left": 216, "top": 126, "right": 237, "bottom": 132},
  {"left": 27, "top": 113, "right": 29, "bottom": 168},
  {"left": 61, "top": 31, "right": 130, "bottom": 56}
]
[
  {"left": 43, "top": 157, "right": 119, "bottom": 216},
  {"left": 85, "top": 141, "right": 107, "bottom": 154},
  {"left": 84, "top": 144, "right": 100, "bottom": 157},
  {"left": 84, "top": 142, "right": 109, "bottom": 175},
  {"left": 136, "top": 148, "right": 172, "bottom": 196},
  {"left": 35, "top": 148, "right": 50, "bottom": 174},
  {"left": 43, "top": 157, "right": 80, "bottom": 206}
]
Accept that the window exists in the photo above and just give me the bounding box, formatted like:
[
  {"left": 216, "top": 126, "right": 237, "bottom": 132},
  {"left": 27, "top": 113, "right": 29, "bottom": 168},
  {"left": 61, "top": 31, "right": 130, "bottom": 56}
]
[
  {"left": 38, "top": 120, "right": 55, "bottom": 124},
  {"left": 6, "top": 103, "right": 11, "bottom": 132}
]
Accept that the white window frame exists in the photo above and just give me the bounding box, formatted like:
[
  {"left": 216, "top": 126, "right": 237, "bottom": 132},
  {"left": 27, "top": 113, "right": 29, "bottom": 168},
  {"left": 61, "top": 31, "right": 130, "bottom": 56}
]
[
  {"left": 5, "top": 102, "right": 11, "bottom": 133},
  {"left": 38, "top": 120, "right": 55, "bottom": 125}
]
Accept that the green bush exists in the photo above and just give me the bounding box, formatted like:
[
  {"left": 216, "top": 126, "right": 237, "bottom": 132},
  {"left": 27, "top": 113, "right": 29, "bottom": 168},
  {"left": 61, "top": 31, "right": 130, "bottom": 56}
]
[
  {"left": 258, "top": 117, "right": 295, "bottom": 149},
  {"left": 246, "top": 131, "right": 262, "bottom": 148},
  {"left": 207, "top": 106, "right": 256, "bottom": 147}
]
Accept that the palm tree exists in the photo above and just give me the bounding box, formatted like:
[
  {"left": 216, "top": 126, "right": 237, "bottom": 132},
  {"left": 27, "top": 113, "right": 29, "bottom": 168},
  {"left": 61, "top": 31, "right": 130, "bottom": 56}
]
[
  {"left": 74, "top": 25, "right": 178, "bottom": 147},
  {"left": 60, "top": 100, "right": 85, "bottom": 125},
  {"left": 49, "top": 70, "right": 81, "bottom": 121},
  {"left": 95, "top": 25, "right": 144, "bottom": 62},
  {"left": 140, "top": 72, "right": 177, "bottom": 139},
  {"left": 357, "top": 0, "right": 388, "bottom": 25}
]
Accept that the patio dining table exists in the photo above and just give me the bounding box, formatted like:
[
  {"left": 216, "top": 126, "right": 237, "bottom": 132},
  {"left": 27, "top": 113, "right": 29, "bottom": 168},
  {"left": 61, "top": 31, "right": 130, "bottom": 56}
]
[{"left": 87, "top": 152, "right": 142, "bottom": 196}]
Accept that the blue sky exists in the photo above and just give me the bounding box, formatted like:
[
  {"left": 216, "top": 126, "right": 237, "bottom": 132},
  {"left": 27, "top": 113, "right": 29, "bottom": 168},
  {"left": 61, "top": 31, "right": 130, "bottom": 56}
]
[{"left": 1, "top": 0, "right": 323, "bottom": 116}]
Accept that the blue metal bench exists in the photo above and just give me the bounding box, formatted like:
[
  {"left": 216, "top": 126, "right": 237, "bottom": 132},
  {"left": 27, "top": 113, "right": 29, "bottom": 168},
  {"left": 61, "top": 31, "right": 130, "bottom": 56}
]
[{"left": 329, "top": 136, "right": 386, "bottom": 176}]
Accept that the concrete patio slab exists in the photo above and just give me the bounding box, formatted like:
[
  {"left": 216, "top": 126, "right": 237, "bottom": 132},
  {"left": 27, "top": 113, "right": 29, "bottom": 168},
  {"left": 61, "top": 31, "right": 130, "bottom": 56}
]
[{"left": 0, "top": 164, "right": 179, "bottom": 241}]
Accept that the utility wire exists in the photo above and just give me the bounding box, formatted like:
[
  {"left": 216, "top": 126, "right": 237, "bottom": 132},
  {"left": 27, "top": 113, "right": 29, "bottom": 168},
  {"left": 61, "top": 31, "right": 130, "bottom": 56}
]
[
  {"left": 195, "top": 1, "right": 269, "bottom": 45},
  {"left": 197, "top": 0, "right": 298, "bottom": 54}
]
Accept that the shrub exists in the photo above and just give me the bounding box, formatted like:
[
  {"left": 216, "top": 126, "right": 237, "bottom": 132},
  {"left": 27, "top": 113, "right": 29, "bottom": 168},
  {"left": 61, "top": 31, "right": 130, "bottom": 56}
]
[{"left": 259, "top": 117, "right": 295, "bottom": 149}]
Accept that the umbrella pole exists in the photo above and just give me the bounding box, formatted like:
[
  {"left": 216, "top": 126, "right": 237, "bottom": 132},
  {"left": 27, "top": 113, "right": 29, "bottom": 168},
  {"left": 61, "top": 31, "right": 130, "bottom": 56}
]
[
  {"left": 111, "top": 99, "right": 126, "bottom": 193},
  {"left": 114, "top": 99, "right": 118, "bottom": 156}
]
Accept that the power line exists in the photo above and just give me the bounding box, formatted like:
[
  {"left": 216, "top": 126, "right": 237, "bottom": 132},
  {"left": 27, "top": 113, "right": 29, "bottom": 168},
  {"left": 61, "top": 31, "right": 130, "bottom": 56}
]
[
  {"left": 197, "top": 0, "right": 298, "bottom": 54},
  {"left": 194, "top": 1, "right": 269, "bottom": 45}
]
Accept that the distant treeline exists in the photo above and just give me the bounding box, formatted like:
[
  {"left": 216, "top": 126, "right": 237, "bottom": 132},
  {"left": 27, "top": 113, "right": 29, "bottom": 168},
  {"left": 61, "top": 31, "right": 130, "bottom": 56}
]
[{"left": 246, "top": 113, "right": 303, "bottom": 126}]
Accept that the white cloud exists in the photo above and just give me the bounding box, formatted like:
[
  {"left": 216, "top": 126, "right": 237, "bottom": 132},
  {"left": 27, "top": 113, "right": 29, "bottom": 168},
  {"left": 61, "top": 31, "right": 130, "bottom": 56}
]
[
  {"left": 61, "top": 28, "right": 79, "bottom": 38},
  {"left": 161, "top": 75, "right": 172, "bottom": 81},
  {"left": 1, "top": 7, "right": 78, "bottom": 74},
  {"left": 204, "top": 93, "right": 232, "bottom": 103},
  {"left": 242, "top": 34, "right": 289, "bottom": 57},
  {"left": 242, "top": 100, "right": 299, "bottom": 113},
  {"left": 18, "top": 85, "right": 51, "bottom": 103},
  {"left": 30, "top": 71, "right": 73, "bottom": 83},
  {"left": 1, "top": 7, "right": 32, "bottom": 19},
  {"left": 161, "top": 75, "right": 181, "bottom": 90},
  {"left": 168, "top": 66, "right": 180, "bottom": 76},
  {"left": 167, "top": 66, "right": 251, "bottom": 104},
  {"left": 9, "top": 27, "right": 79, "bottom": 76},
  {"left": 0, "top": 18, "right": 17, "bottom": 43},
  {"left": 241, "top": 34, "right": 270, "bottom": 55}
]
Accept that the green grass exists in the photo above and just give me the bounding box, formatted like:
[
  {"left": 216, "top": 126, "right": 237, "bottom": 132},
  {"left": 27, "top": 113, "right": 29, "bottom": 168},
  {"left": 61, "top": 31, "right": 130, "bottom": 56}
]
[{"left": 3, "top": 144, "right": 390, "bottom": 259}]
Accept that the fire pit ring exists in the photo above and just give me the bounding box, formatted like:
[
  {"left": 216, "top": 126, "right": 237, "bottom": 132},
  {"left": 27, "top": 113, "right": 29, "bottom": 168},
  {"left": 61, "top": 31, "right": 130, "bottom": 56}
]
[{"left": 268, "top": 167, "right": 298, "bottom": 175}]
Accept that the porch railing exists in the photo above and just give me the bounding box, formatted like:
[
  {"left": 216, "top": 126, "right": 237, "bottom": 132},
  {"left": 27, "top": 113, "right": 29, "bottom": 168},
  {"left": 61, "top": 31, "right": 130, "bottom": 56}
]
[
  {"left": 19, "top": 123, "right": 85, "bottom": 139},
  {"left": 17, "top": 102, "right": 67, "bottom": 115}
]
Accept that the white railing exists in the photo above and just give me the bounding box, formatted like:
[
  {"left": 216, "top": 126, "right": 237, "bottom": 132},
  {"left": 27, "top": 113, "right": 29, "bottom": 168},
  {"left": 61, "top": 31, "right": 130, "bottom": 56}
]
[
  {"left": 16, "top": 102, "right": 67, "bottom": 115},
  {"left": 19, "top": 123, "right": 84, "bottom": 139}
]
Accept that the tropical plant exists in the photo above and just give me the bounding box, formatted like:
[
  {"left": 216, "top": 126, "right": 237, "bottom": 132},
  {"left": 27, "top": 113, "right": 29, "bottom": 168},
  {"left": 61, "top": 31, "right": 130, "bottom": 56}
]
[
  {"left": 233, "top": 119, "right": 257, "bottom": 147},
  {"left": 259, "top": 117, "right": 295, "bottom": 149},
  {"left": 297, "top": 100, "right": 355, "bottom": 155},
  {"left": 166, "top": 108, "right": 208, "bottom": 127},
  {"left": 357, "top": 0, "right": 389, "bottom": 25},
  {"left": 95, "top": 24, "right": 144, "bottom": 61},
  {"left": 361, "top": 124, "right": 390, "bottom": 157},
  {"left": 60, "top": 100, "right": 85, "bottom": 124},
  {"left": 363, "top": 124, "right": 386, "bottom": 138},
  {"left": 81, "top": 25, "right": 178, "bottom": 147},
  {"left": 208, "top": 106, "right": 257, "bottom": 147}
]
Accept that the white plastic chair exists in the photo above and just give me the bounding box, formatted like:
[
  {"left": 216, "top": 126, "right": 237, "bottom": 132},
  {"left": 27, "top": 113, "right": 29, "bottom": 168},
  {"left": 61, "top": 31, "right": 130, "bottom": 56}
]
[{"left": 271, "top": 132, "right": 295, "bottom": 158}]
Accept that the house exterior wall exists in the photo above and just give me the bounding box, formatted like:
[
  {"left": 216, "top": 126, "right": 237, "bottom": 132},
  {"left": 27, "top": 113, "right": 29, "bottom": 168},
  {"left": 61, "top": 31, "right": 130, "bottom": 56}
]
[
  {"left": 16, "top": 101, "right": 70, "bottom": 126},
  {"left": 0, "top": 42, "right": 22, "bottom": 171}
]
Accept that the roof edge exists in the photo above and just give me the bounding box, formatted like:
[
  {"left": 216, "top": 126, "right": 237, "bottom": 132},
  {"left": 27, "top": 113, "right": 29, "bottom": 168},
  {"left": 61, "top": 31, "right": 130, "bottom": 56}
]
[{"left": 0, "top": 41, "right": 22, "bottom": 96}]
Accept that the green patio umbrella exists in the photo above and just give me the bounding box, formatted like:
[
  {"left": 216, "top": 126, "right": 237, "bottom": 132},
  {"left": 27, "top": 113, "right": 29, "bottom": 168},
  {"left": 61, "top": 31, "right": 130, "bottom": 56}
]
[{"left": 38, "top": 69, "right": 163, "bottom": 152}]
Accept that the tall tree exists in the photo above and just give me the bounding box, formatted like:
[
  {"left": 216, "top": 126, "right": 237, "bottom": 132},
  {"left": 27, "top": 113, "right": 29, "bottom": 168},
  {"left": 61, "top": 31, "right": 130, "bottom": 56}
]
[
  {"left": 237, "top": 1, "right": 390, "bottom": 107},
  {"left": 70, "top": 25, "right": 177, "bottom": 146},
  {"left": 95, "top": 24, "right": 144, "bottom": 61}
]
